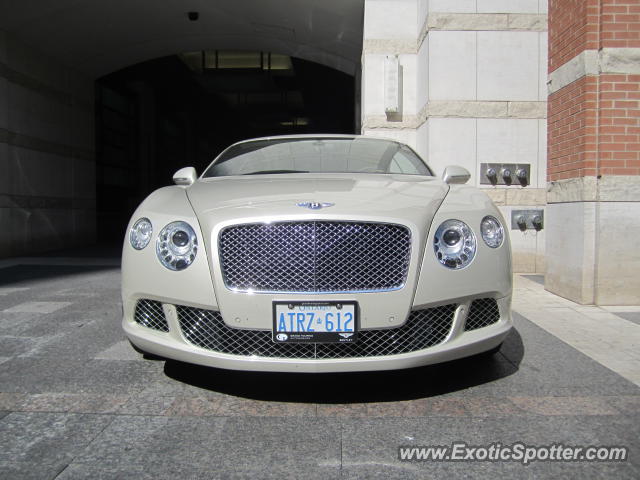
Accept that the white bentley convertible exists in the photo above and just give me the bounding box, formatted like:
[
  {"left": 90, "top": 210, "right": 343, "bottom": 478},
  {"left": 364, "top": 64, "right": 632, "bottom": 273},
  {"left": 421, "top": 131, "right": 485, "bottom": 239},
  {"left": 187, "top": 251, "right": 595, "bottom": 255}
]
[{"left": 122, "top": 135, "right": 512, "bottom": 372}]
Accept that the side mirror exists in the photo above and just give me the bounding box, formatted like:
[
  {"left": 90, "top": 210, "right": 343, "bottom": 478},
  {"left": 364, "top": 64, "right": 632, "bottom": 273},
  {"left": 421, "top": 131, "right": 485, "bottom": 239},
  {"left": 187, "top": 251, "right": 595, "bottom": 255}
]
[
  {"left": 173, "top": 167, "right": 197, "bottom": 186},
  {"left": 442, "top": 165, "right": 471, "bottom": 185}
]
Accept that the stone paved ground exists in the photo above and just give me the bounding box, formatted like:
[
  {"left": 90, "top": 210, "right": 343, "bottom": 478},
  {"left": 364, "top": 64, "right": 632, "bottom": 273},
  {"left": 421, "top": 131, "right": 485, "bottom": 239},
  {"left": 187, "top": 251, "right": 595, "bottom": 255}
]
[{"left": 0, "top": 254, "right": 638, "bottom": 479}]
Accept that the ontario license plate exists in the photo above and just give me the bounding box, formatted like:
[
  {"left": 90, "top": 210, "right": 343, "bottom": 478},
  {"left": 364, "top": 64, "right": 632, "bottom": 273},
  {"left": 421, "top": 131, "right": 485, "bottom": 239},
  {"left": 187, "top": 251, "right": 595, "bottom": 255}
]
[{"left": 272, "top": 301, "right": 358, "bottom": 343}]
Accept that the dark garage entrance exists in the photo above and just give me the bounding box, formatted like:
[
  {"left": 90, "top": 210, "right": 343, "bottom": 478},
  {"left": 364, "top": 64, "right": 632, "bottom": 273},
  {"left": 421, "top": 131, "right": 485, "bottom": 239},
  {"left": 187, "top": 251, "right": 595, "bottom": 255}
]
[{"left": 95, "top": 51, "right": 356, "bottom": 242}]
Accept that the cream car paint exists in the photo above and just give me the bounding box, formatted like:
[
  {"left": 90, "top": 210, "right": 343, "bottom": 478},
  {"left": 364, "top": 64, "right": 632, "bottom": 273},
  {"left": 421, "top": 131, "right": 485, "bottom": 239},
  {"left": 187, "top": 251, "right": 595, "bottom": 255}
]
[{"left": 122, "top": 135, "right": 512, "bottom": 373}]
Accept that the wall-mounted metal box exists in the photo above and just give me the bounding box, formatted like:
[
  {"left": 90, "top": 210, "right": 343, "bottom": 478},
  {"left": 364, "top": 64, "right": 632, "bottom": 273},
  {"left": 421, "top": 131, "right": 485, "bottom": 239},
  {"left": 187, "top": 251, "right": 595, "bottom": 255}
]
[
  {"left": 480, "top": 163, "right": 531, "bottom": 186},
  {"left": 511, "top": 209, "right": 544, "bottom": 230}
]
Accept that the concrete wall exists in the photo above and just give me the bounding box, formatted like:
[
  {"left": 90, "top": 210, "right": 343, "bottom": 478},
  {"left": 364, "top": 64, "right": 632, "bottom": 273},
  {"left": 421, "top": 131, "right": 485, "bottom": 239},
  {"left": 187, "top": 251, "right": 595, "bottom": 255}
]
[
  {"left": 0, "top": 30, "right": 95, "bottom": 258},
  {"left": 361, "top": 0, "right": 548, "bottom": 272},
  {"left": 546, "top": 179, "right": 640, "bottom": 305}
]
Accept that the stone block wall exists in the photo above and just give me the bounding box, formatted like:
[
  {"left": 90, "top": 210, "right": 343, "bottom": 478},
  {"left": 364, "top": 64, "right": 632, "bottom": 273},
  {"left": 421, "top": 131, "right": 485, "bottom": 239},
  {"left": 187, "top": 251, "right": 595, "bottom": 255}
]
[
  {"left": 0, "top": 30, "right": 96, "bottom": 258},
  {"left": 362, "top": 0, "right": 549, "bottom": 272}
]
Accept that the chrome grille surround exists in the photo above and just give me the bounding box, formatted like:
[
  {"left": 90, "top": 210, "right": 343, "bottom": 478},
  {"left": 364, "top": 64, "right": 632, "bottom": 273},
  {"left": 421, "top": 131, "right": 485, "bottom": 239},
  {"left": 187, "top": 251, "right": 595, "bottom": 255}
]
[
  {"left": 134, "top": 299, "right": 169, "bottom": 332},
  {"left": 218, "top": 221, "right": 412, "bottom": 293},
  {"left": 465, "top": 298, "right": 500, "bottom": 331},
  {"left": 177, "top": 304, "right": 456, "bottom": 359}
]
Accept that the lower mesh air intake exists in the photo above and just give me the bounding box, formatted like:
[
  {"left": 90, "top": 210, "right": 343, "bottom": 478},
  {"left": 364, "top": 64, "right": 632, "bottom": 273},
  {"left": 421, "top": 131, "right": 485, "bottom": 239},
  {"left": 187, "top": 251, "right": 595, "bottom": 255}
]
[
  {"left": 464, "top": 298, "right": 500, "bottom": 331},
  {"left": 134, "top": 299, "right": 169, "bottom": 332},
  {"left": 177, "top": 304, "right": 456, "bottom": 359}
]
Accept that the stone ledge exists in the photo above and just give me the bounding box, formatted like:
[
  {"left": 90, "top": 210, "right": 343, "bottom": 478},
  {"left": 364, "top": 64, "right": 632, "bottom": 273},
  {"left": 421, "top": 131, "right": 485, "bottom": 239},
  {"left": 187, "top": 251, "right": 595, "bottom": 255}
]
[
  {"left": 548, "top": 48, "right": 640, "bottom": 95},
  {"left": 599, "top": 48, "right": 640, "bottom": 75},
  {"left": 506, "top": 14, "right": 548, "bottom": 31},
  {"left": 428, "top": 101, "right": 546, "bottom": 119},
  {"left": 547, "top": 176, "right": 640, "bottom": 203},
  {"left": 370, "top": 13, "right": 547, "bottom": 54},
  {"left": 362, "top": 115, "right": 419, "bottom": 130},
  {"left": 426, "top": 13, "right": 547, "bottom": 32},
  {"left": 484, "top": 188, "right": 547, "bottom": 206},
  {"left": 363, "top": 39, "right": 417, "bottom": 55},
  {"left": 363, "top": 101, "right": 547, "bottom": 129},
  {"left": 427, "top": 101, "right": 507, "bottom": 118},
  {"left": 508, "top": 101, "right": 547, "bottom": 118}
]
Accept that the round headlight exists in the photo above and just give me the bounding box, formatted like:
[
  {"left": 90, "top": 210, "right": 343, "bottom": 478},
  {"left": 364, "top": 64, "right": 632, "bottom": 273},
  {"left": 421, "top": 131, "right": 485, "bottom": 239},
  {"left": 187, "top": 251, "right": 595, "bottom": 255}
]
[
  {"left": 480, "top": 216, "right": 504, "bottom": 248},
  {"left": 129, "top": 218, "right": 153, "bottom": 250},
  {"left": 156, "top": 221, "right": 198, "bottom": 271},
  {"left": 434, "top": 219, "right": 476, "bottom": 269}
]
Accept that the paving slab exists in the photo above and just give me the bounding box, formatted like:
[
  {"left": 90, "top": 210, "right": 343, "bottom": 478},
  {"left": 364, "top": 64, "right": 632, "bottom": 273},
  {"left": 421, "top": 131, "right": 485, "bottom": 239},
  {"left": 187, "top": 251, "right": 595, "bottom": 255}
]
[
  {"left": 0, "top": 257, "right": 638, "bottom": 478},
  {"left": 0, "top": 412, "right": 113, "bottom": 480},
  {"left": 513, "top": 275, "right": 640, "bottom": 387},
  {"left": 340, "top": 417, "right": 639, "bottom": 479},
  {"left": 63, "top": 416, "right": 341, "bottom": 479},
  {"left": 614, "top": 312, "right": 640, "bottom": 326},
  {"left": 2, "top": 301, "right": 72, "bottom": 314}
]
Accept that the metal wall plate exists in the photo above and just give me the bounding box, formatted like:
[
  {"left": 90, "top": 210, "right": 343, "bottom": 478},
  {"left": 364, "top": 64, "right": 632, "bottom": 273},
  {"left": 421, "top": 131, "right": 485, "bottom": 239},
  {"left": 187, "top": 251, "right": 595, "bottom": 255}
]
[
  {"left": 511, "top": 209, "right": 544, "bottom": 230},
  {"left": 480, "top": 163, "right": 531, "bottom": 186}
]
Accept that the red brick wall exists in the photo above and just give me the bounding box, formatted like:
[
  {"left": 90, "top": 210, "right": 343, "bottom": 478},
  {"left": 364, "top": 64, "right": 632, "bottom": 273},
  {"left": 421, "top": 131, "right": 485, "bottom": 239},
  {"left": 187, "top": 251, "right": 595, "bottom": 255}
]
[
  {"left": 599, "top": 73, "right": 640, "bottom": 175},
  {"left": 601, "top": 0, "right": 640, "bottom": 49},
  {"left": 550, "top": 0, "right": 640, "bottom": 72},
  {"left": 548, "top": 77, "right": 597, "bottom": 180},
  {"left": 548, "top": 0, "right": 640, "bottom": 181},
  {"left": 548, "top": 0, "right": 593, "bottom": 73}
]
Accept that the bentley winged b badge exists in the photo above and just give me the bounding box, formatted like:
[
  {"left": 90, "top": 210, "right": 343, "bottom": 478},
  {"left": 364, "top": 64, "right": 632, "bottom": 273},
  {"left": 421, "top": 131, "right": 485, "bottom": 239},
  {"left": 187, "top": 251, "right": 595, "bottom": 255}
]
[{"left": 296, "top": 201, "right": 335, "bottom": 210}]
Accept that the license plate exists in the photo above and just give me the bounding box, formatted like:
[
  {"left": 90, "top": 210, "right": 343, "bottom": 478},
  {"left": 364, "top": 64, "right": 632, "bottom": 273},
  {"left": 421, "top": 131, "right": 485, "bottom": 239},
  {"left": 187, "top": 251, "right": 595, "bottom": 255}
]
[{"left": 272, "top": 301, "right": 358, "bottom": 343}]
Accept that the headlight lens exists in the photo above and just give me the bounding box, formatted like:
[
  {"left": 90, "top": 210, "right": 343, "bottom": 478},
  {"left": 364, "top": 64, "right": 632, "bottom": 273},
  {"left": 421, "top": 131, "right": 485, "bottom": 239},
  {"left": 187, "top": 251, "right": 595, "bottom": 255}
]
[
  {"left": 156, "top": 221, "right": 198, "bottom": 271},
  {"left": 480, "top": 215, "right": 504, "bottom": 248},
  {"left": 129, "top": 218, "right": 153, "bottom": 250},
  {"left": 434, "top": 219, "right": 476, "bottom": 269}
]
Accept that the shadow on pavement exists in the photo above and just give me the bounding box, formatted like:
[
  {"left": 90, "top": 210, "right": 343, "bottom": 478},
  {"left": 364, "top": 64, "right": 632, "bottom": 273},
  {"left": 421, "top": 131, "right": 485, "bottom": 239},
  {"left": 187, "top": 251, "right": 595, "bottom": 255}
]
[
  {"left": 0, "top": 243, "right": 121, "bottom": 286},
  {"left": 0, "top": 264, "right": 119, "bottom": 286},
  {"left": 163, "top": 327, "right": 524, "bottom": 403}
]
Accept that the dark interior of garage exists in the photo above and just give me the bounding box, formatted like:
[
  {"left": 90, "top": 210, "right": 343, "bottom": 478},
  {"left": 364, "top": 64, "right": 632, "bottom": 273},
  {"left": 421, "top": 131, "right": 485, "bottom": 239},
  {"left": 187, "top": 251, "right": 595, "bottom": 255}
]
[{"left": 95, "top": 51, "right": 356, "bottom": 242}]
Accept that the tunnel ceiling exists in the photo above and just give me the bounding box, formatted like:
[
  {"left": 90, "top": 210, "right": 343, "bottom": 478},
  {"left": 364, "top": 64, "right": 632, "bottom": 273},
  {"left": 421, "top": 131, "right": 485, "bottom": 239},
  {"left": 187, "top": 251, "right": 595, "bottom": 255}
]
[{"left": 0, "top": 0, "right": 364, "bottom": 77}]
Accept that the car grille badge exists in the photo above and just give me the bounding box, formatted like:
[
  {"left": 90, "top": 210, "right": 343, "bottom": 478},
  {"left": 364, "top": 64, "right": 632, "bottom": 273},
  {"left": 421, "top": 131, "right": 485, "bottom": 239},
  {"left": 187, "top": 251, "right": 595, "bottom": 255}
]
[{"left": 296, "top": 201, "right": 335, "bottom": 210}]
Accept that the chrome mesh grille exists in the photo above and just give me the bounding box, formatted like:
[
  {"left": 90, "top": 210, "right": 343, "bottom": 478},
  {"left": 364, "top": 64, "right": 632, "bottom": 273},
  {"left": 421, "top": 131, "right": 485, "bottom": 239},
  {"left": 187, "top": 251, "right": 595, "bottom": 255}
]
[
  {"left": 177, "top": 304, "right": 455, "bottom": 359},
  {"left": 218, "top": 221, "right": 411, "bottom": 293},
  {"left": 134, "top": 299, "right": 169, "bottom": 332},
  {"left": 465, "top": 298, "right": 500, "bottom": 331}
]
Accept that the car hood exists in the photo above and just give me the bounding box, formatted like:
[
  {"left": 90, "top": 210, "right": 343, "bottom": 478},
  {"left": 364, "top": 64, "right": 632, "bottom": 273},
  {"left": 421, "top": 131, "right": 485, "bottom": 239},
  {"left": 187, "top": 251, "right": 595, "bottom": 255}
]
[{"left": 186, "top": 173, "right": 449, "bottom": 228}]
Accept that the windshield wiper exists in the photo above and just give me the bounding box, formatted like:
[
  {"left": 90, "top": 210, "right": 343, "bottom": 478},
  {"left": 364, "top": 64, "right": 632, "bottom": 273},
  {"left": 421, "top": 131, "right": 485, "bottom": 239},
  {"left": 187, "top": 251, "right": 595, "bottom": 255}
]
[{"left": 243, "top": 170, "right": 309, "bottom": 175}]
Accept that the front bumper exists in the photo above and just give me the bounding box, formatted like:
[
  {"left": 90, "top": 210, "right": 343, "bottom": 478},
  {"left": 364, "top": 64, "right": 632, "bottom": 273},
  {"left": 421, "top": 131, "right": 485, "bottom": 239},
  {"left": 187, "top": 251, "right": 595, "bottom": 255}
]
[{"left": 123, "top": 295, "right": 512, "bottom": 373}]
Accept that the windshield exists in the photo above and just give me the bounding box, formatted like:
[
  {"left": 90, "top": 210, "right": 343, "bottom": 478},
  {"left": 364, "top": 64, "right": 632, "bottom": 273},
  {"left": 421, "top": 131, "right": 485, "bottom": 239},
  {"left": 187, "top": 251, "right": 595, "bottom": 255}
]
[{"left": 202, "top": 137, "right": 433, "bottom": 177}]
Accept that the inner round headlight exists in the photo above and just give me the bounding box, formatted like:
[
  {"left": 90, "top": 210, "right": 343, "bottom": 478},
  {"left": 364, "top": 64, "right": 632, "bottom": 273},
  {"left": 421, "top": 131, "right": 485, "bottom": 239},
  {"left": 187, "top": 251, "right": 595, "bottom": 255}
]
[
  {"left": 480, "top": 216, "right": 504, "bottom": 248},
  {"left": 434, "top": 219, "right": 476, "bottom": 269},
  {"left": 156, "top": 221, "right": 198, "bottom": 271},
  {"left": 443, "top": 229, "right": 461, "bottom": 246},
  {"left": 129, "top": 218, "right": 153, "bottom": 250}
]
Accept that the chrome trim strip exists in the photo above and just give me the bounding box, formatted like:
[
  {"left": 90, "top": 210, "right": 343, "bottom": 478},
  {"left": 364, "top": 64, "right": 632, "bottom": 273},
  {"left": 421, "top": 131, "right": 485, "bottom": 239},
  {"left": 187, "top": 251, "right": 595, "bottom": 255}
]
[{"left": 226, "top": 285, "right": 406, "bottom": 295}]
